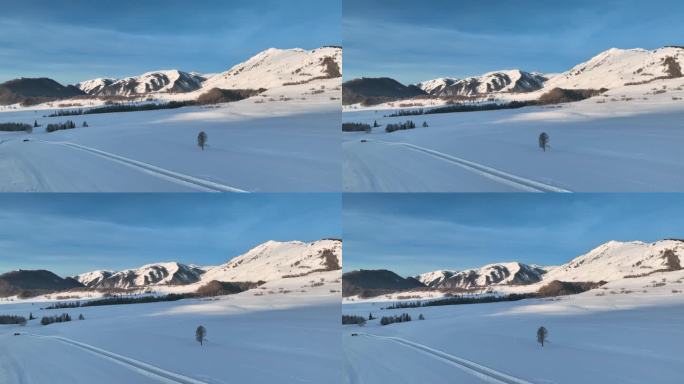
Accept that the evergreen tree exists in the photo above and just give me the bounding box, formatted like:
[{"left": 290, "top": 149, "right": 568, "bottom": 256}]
[
  {"left": 196, "top": 325, "right": 207, "bottom": 346},
  {"left": 537, "top": 326, "right": 548, "bottom": 347},
  {"left": 197, "top": 131, "right": 208, "bottom": 150},
  {"left": 539, "top": 132, "right": 550, "bottom": 152}
]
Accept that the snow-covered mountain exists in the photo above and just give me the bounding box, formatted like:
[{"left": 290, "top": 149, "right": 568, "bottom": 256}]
[
  {"left": 420, "top": 263, "right": 547, "bottom": 289},
  {"left": 414, "top": 239, "right": 683, "bottom": 292},
  {"left": 75, "top": 46, "right": 342, "bottom": 98},
  {"left": 408, "top": 47, "right": 684, "bottom": 103},
  {"left": 414, "top": 77, "right": 458, "bottom": 94},
  {"left": 201, "top": 47, "right": 341, "bottom": 91},
  {"left": 543, "top": 239, "right": 683, "bottom": 282},
  {"left": 73, "top": 239, "right": 342, "bottom": 290},
  {"left": 417, "top": 70, "right": 547, "bottom": 97},
  {"left": 415, "top": 270, "right": 457, "bottom": 287},
  {"left": 542, "top": 47, "right": 684, "bottom": 90},
  {"left": 75, "top": 262, "right": 206, "bottom": 289},
  {"left": 200, "top": 239, "right": 342, "bottom": 283},
  {"left": 76, "top": 70, "right": 206, "bottom": 97}
]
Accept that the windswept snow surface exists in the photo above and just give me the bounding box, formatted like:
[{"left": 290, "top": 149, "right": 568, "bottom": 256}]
[
  {"left": 0, "top": 80, "right": 340, "bottom": 192},
  {"left": 0, "top": 271, "right": 342, "bottom": 384},
  {"left": 343, "top": 77, "right": 684, "bottom": 192},
  {"left": 343, "top": 271, "right": 684, "bottom": 383}
]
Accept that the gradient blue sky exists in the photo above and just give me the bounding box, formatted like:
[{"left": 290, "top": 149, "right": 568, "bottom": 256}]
[
  {"left": 344, "top": 194, "right": 684, "bottom": 277},
  {"left": 0, "top": 0, "right": 340, "bottom": 84},
  {"left": 344, "top": 0, "right": 684, "bottom": 84},
  {"left": 0, "top": 194, "right": 340, "bottom": 277}
]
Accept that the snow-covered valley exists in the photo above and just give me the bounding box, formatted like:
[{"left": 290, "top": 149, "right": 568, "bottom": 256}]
[
  {"left": 343, "top": 273, "right": 684, "bottom": 384},
  {"left": 0, "top": 47, "right": 341, "bottom": 192},
  {"left": 343, "top": 81, "right": 684, "bottom": 192},
  {"left": 342, "top": 238, "right": 684, "bottom": 383},
  {"left": 343, "top": 47, "right": 684, "bottom": 192},
  {"left": 1, "top": 272, "right": 342, "bottom": 384},
  {"left": 0, "top": 239, "right": 343, "bottom": 384}
]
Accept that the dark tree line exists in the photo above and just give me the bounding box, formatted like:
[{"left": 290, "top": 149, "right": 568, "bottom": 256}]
[
  {"left": 385, "top": 120, "right": 416, "bottom": 133},
  {"left": 0, "top": 315, "right": 27, "bottom": 325},
  {"left": 386, "top": 101, "right": 534, "bottom": 118},
  {"left": 46, "top": 120, "right": 76, "bottom": 133},
  {"left": 342, "top": 122, "right": 371, "bottom": 132},
  {"left": 48, "top": 101, "right": 194, "bottom": 117},
  {"left": 0, "top": 122, "right": 32, "bottom": 132},
  {"left": 380, "top": 313, "right": 411, "bottom": 326},
  {"left": 386, "top": 293, "right": 537, "bottom": 310},
  {"left": 342, "top": 315, "right": 367, "bottom": 325},
  {"left": 41, "top": 313, "right": 71, "bottom": 326},
  {"left": 46, "top": 293, "right": 194, "bottom": 310}
]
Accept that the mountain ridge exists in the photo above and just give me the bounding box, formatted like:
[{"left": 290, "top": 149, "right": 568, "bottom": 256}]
[
  {"left": 1, "top": 239, "right": 342, "bottom": 297},
  {"left": 344, "top": 239, "right": 683, "bottom": 297}
]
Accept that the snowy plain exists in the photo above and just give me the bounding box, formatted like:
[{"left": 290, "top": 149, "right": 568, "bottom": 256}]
[
  {"left": 342, "top": 270, "right": 684, "bottom": 384},
  {"left": 0, "top": 79, "right": 340, "bottom": 192},
  {"left": 343, "top": 78, "right": 684, "bottom": 192},
  {"left": 0, "top": 271, "right": 342, "bottom": 384}
]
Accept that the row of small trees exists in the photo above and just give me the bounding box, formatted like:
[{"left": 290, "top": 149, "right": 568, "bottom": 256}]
[
  {"left": 46, "top": 120, "right": 77, "bottom": 133},
  {"left": 385, "top": 120, "right": 416, "bottom": 133},
  {"left": 0, "top": 122, "right": 32, "bottom": 132},
  {"left": 40, "top": 313, "right": 71, "bottom": 325},
  {"left": 342, "top": 314, "right": 367, "bottom": 325},
  {"left": 40, "top": 313, "right": 85, "bottom": 326},
  {"left": 0, "top": 315, "right": 27, "bottom": 325},
  {"left": 342, "top": 122, "right": 372, "bottom": 132},
  {"left": 48, "top": 101, "right": 193, "bottom": 117},
  {"left": 380, "top": 313, "right": 412, "bottom": 326},
  {"left": 46, "top": 293, "right": 193, "bottom": 310}
]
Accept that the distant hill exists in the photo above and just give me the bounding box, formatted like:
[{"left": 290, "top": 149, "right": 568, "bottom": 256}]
[
  {"left": 342, "top": 269, "right": 425, "bottom": 297},
  {"left": 342, "top": 77, "right": 426, "bottom": 105},
  {"left": 0, "top": 77, "right": 85, "bottom": 106},
  {"left": 0, "top": 269, "right": 84, "bottom": 298}
]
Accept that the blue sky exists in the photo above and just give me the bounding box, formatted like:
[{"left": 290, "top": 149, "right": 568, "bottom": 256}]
[
  {"left": 344, "top": 0, "right": 684, "bottom": 84},
  {"left": 0, "top": 0, "right": 340, "bottom": 84},
  {"left": 344, "top": 194, "right": 684, "bottom": 277},
  {"left": 0, "top": 194, "right": 340, "bottom": 277}
]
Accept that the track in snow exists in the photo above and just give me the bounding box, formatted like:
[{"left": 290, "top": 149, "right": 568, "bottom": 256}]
[
  {"left": 28, "top": 334, "right": 209, "bottom": 384},
  {"left": 372, "top": 140, "right": 571, "bottom": 193},
  {"left": 50, "top": 141, "right": 248, "bottom": 193},
  {"left": 360, "top": 333, "right": 535, "bottom": 384}
]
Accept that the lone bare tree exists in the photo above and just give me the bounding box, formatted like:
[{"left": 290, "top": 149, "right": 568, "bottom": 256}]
[
  {"left": 196, "top": 325, "right": 207, "bottom": 346},
  {"left": 197, "top": 131, "right": 208, "bottom": 151},
  {"left": 539, "top": 132, "right": 549, "bottom": 152},
  {"left": 537, "top": 326, "right": 548, "bottom": 347}
]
